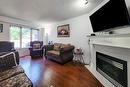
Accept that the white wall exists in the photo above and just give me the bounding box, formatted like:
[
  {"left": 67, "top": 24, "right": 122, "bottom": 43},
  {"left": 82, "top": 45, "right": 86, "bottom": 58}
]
[
  {"left": 46, "top": 14, "right": 93, "bottom": 64},
  {"left": 0, "top": 22, "right": 10, "bottom": 41},
  {"left": 39, "top": 28, "right": 44, "bottom": 41}
]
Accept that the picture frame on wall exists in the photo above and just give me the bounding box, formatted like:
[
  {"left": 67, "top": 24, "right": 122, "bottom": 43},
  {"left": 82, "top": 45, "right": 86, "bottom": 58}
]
[
  {"left": 0, "top": 24, "right": 3, "bottom": 33},
  {"left": 57, "top": 24, "right": 70, "bottom": 37}
]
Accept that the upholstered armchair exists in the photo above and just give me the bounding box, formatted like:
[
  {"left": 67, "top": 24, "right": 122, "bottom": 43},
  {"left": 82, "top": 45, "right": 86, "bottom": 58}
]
[
  {"left": 44, "top": 43, "right": 75, "bottom": 64},
  {"left": 29, "top": 41, "right": 44, "bottom": 58}
]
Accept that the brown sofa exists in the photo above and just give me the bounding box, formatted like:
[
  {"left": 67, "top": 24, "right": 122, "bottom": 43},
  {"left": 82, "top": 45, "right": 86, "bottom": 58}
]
[{"left": 44, "top": 43, "right": 75, "bottom": 64}]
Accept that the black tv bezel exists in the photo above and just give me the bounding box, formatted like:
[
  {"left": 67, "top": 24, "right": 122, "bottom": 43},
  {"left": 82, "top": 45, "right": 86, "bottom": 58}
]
[{"left": 89, "top": 0, "right": 130, "bottom": 33}]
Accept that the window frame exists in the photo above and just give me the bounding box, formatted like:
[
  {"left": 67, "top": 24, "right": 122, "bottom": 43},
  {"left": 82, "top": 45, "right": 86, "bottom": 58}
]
[{"left": 10, "top": 25, "right": 39, "bottom": 48}]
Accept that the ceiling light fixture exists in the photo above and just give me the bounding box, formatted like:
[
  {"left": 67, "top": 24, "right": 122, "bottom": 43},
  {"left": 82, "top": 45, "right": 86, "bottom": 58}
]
[
  {"left": 85, "top": 0, "right": 88, "bottom": 5},
  {"left": 74, "top": 0, "right": 88, "bottom": 9}
]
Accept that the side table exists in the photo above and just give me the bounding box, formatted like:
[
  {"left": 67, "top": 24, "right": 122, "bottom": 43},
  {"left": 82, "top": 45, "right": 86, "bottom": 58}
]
[{"left": 73, "top": 50, "right": 85, "bottom": 64}]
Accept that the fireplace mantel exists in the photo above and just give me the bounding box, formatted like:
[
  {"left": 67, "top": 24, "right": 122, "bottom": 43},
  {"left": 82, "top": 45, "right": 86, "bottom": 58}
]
[{"left": 89, "top": 33, "right": 130, "bottom": 49}]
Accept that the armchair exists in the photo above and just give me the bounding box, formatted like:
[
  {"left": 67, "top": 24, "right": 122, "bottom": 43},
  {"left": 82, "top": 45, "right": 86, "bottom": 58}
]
[
  {"left": 29, "top": 41, "right": 44, "bottom": 58},
  {"left": 44, "top": 43, "right": 75, "bottom": 64}
]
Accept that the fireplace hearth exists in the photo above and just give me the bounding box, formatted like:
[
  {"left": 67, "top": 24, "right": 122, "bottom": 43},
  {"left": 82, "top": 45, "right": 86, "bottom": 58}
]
[{"left": 96, "top": 52, "right": 127, "bottom": 87}]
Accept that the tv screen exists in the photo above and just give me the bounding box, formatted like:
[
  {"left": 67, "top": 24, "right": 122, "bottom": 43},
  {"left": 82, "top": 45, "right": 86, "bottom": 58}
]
[{"left": 90, "top": 0, "right": 130, "bottom": 32}]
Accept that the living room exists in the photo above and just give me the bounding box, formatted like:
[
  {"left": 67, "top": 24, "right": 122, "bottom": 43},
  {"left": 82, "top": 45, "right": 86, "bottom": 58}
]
[{"left": 0, "top": 0, "right": 130, "bottom": 87}]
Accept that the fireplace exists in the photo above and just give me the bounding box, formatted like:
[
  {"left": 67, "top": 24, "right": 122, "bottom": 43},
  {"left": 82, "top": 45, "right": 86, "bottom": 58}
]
[{"left": 96, "top": 52, "right": 127, "bottom": 87}]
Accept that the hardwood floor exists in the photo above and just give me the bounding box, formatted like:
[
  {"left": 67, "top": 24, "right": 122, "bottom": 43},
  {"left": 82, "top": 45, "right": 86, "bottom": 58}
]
[{"left": 20, "top": 56, "right": 104, "bottom": 87}]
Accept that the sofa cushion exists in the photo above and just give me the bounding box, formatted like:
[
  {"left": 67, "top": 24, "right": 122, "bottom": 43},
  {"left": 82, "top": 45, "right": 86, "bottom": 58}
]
[
  {"left": 0, "top": 65, "right": 24, "bottom": 82},
  {"left": 0, "top": 73, "right": 32, "bottom": 87},
  {"left": 53, "top": 43, "right": 61, "bottom": 51},
  {"left": 0, "top": 52, "right": 17, "bottom": 71},
  {"left": 33, "top": 43, "right": 41, "bottom": 50},
  {"left": 47, "top": 50, "right": 60, "bottom": 56},
  {"left": 47, "top": 50, "right": 60, "bottom": 58}
]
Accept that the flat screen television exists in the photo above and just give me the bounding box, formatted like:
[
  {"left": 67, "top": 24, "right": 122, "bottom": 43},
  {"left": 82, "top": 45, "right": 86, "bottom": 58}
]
[{"left": 89, "top": 0, "right": 130, "bottom": 32}]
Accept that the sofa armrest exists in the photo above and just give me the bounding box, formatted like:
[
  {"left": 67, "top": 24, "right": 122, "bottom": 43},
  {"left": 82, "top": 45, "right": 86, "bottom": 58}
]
[
  {"left": 14, "top": 51, "right": 19, "bottom": 65},
  {"left": 44, "top": 45, "right": 54, "bottom": 55}
]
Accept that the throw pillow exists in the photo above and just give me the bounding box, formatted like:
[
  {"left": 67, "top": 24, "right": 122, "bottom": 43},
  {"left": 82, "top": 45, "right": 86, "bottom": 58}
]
[
  {"left": 33, "top": 43, "right": 41, "bottom": 49},
  {"left": 0, "top": 52, "right": 17, "bottom": 71},
  {"left": 53, "top": 43, "right": 61, "bottom": 51}
]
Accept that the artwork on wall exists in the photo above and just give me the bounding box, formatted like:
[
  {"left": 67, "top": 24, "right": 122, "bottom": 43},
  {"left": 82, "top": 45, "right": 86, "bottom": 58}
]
[
  {"left": 0, "top": 24, "right": 3, "bottom": 33},
  {"left": 57, "top": 24, "right": 70, "bottom": 37}
]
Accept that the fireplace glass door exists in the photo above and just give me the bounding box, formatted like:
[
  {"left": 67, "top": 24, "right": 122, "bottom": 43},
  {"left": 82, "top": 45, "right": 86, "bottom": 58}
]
[{"left": 96, "top": 52, "right": 127, "bottom": 87}]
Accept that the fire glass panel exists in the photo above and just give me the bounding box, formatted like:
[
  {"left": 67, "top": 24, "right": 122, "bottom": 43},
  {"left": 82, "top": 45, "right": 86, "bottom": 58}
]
[{"left": 96, "top": 52, "right": 127, "bottom": 87}]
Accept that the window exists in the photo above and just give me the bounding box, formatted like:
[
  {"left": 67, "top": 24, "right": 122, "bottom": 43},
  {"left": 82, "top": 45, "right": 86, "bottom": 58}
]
[
  {"left": 10, "top": 26, "right": 39, "bottom": 48},
  {"left": 32, "top": 29, "right": 39, "bottom": 41},
  {"left": 22, "top": 27, "right": 31, "bottom": 48},
  {"left": 10, "top": 26, "right": 21, "bottom": 48}
]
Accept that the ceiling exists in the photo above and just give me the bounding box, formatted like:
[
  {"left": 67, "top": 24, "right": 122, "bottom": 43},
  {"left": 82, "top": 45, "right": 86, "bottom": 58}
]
[{"left": 0, "top": 0, "right": 103, "bottom": 25}]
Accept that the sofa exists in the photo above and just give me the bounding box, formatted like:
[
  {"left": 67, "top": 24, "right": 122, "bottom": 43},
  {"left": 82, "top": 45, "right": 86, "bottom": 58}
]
[
  {"left": 0, "top": 41, "right": 15, "bottom": 52},
  {"left": 0, "top": 41, "right": 32, "bottom": 87},
  {"left": 0, "top": 41, "right": 19, "bottom": 64},
  {"left": 44, "top": 43, "right": 75, "bottom": 64}
]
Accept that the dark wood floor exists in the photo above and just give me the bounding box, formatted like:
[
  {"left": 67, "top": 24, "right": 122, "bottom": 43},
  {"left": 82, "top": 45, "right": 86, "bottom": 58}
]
[{"left": 20, "top": 56, "right": 104, "bottom": 87}]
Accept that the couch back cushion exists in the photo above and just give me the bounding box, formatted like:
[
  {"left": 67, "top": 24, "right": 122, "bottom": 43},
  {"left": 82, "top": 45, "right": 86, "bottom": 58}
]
[
  {"left": 0, "top": 41, "right": 14, "bottom": 52},
  {"left": 53, "top": 43, "right": 61, "bottom": 51},
  {"left": 60, "top": 44, "right": 71, "bottom": 48}
]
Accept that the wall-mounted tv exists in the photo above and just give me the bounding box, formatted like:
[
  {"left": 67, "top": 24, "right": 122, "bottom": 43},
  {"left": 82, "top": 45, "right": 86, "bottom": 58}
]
[{"left": 90, "top": 0, "right": 130, "bottom": 32}]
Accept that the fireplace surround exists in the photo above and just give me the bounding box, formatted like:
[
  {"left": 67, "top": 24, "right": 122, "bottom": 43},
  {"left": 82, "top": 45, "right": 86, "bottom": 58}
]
[
  {"left": 86, "top": 34, "right": 130, "bottom": 87},
  {"left": 96, "top": 52, "right": 127, "bottom": 87}
]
